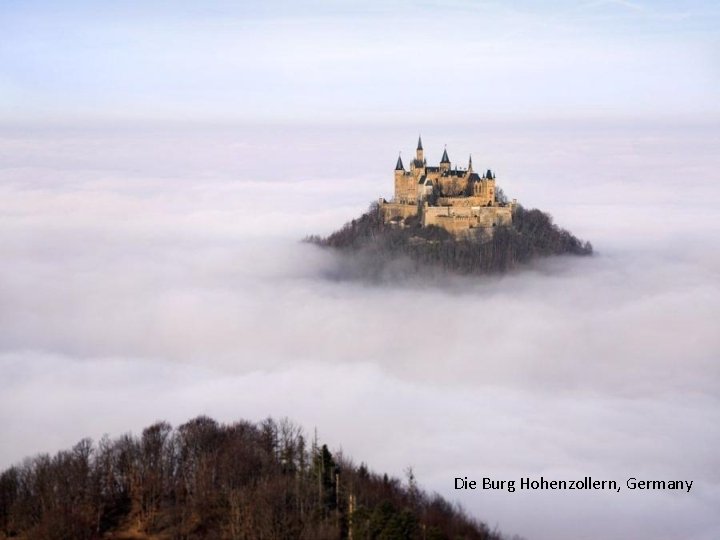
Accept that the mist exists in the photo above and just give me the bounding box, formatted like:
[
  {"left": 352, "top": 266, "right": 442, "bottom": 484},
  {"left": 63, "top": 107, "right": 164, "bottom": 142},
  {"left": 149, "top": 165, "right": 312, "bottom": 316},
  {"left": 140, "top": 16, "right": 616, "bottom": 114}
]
[{"left": 1, "top": 121, "right": 719, "bottom": 540}]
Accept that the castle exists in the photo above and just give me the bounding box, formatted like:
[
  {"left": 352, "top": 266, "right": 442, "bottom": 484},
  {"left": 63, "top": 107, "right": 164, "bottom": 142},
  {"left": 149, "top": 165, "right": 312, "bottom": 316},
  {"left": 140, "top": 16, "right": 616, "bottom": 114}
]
[{"left": 379, "top": 137, "right": 516, "bottom": 238}]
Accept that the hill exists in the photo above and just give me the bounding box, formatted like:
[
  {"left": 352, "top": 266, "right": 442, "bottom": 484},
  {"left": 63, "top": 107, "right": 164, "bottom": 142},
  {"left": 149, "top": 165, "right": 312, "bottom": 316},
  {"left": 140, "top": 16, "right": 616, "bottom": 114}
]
[
  {"left": 308, "top": 203, "right": 592, "bottom": 279},
  {"left": 0, "top": 416, "right": 509, "bottom": 540}
]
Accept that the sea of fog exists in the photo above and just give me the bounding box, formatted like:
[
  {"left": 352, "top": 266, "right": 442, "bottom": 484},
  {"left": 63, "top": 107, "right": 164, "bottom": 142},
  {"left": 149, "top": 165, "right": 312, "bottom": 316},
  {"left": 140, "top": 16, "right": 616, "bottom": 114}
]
[{"left": 1, "top": 121, "right": 719, "bottom": 540}]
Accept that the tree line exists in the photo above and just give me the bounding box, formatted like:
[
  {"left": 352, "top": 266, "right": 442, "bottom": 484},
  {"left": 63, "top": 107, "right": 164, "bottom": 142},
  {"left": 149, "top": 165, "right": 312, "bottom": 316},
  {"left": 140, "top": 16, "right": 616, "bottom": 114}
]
[{"left": 0, "top": 416, "right": 507, "bottom": 540}]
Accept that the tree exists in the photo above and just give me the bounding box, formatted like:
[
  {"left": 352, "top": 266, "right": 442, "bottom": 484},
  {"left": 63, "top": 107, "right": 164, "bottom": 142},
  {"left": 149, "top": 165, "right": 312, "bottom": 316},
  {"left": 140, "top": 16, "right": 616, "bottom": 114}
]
[
  {"left": 494, "top": 186, "right": 509, "bottom": 204},
  {"left": 0, "top": 416, "right": 507, "bottom": 540}
]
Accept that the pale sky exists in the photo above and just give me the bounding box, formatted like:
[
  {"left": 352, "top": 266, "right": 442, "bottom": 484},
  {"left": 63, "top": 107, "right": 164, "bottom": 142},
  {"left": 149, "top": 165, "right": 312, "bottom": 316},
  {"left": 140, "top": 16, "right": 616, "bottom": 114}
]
[{"left": 1, "top": 0, "right": 719, "bottom": 123}]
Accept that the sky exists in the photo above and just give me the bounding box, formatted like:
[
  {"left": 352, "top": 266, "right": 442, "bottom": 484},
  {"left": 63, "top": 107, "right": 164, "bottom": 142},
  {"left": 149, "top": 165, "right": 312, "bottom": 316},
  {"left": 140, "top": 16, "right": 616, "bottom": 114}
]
[
  {"left": 1, "top": 1, "right": 720, "bottom": 539},
  {"left": 1, "top": 0, "right": 719, "bottom": 123}
]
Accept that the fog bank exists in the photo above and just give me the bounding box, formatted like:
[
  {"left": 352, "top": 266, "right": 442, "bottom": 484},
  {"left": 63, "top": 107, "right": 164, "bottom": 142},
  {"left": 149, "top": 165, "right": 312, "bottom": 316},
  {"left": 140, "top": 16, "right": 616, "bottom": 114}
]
[{"left": 1, "top": 122, "right": 718, "bottom": 539}]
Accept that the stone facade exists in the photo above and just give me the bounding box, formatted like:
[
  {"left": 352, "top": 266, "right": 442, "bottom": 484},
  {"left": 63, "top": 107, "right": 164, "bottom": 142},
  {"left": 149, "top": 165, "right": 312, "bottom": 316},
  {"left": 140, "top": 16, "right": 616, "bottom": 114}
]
[{"left": 379, "top": 137, "right": 516, "bottom": 238}]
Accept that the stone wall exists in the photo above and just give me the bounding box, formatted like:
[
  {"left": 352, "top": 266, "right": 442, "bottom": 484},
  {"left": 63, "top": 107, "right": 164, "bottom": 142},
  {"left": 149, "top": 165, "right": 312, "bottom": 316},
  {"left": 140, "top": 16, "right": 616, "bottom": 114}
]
[
  {"left": 423, "top": 204, "right": 513, "bottom": 234},
  {"left": 437, "top": 196, "right": 488, "bottom": 207},
  {"left": 394, "top": 171, "right": 417, "bottom": 203},
  {"left": 379, "top": 200, "right": 418, "bottom": 222}
]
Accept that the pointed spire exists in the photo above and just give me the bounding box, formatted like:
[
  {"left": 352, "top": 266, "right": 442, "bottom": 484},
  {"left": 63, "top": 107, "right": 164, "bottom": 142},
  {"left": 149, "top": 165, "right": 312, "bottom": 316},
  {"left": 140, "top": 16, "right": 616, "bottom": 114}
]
[
  {"left": 417, "top": 136, "right": 423, "bottom": 151},
  {"left": 468, "top": 154, "right": 473, "bottom": 172},
  {"left": 440, "top": 146, "right": 450, "bottom": 164},
  {"left": 395, "top": 153, "right": 404, "bottom": 171}
]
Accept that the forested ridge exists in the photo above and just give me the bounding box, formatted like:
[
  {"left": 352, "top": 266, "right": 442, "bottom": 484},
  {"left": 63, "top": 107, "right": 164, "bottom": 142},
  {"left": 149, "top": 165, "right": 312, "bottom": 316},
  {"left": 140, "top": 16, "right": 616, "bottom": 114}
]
[
  {"left": 0, "top": 416, "right": 508, "bottom": 540},
  {"left": 308, "top": 203, "right": 592, "bottom": 278}
]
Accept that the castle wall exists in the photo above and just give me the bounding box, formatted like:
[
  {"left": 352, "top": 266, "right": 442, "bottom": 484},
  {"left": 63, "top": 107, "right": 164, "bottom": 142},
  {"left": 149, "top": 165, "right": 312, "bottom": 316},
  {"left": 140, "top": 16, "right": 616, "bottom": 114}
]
[
  {"left": 394, "top": 172, "right": 418, "bottom": 203},
  {"left": 379, "top": 201, "right": 418, "bottom": 222},
  {"left": 436, "top": 175, "right": 465, "bottom": 196},
  {"left": 423, "top": 205, "right": 513, "bottom": 233},
  {"left": 437, "top": 196, "right": 489, "bottom": 207}
]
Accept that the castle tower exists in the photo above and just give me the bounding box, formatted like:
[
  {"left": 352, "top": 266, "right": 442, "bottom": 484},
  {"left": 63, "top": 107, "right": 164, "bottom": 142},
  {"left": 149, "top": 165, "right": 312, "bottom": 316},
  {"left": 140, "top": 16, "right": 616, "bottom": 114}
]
[
  {"left": 486, "top": 169, "right": 496, "bottom": 205},
  {"left": 394, "top": 153, "right": 405, "bottom": 184},
  {"left": 416, "top": 136, "right": 424, "bottom": 162},
  {"left": 394, "top": 153, "right": 406, "bottom": 202},
  {"left": 440, "top": 146, "right": 451, "bottom": 172}
]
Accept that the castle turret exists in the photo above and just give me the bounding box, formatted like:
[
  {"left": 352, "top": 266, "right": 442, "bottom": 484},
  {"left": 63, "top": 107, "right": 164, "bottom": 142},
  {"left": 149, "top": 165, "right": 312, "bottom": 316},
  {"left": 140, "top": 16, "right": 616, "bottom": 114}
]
[
  {"left": 411, "top": 136, "right": 426, "bottom": 171},
  {"left": 394, "top": 153, "right": 405, "bottom": 187},
  {"left": 394, "top": 153, "right": 409, "bottom": 202},
  {"left": 440, "top": 147, "right": 451, "bottom": 172},
  {"left": 486, "top": 169, "right": 496, "bottom": 205}
]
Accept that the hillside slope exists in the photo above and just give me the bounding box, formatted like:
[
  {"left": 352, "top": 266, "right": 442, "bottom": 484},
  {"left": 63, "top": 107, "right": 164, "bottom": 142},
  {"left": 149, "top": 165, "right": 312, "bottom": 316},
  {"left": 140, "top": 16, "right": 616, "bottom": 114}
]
[
  {"left": 308, "top": 203, "right": 592, "bottom": 279},
  {"left": 0, "top": 416, "right": 507, "bottom": 540}
]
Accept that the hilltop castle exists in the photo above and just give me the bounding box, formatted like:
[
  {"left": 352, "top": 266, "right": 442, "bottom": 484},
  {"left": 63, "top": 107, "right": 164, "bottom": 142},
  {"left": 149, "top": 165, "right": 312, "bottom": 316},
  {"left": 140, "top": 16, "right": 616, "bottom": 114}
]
[{"left": 379, "top": 137, "right": 516, "bottom": 238}]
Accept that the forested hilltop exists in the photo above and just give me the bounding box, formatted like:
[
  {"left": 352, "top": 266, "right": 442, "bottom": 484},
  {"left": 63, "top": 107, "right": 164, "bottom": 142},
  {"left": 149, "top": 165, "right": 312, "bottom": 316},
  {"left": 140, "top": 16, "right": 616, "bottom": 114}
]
[
  {"left": 0, "top": 416, "right": 508, "bottom": 540},
  {"left": 308, "top": 203, "right": 592, "bottom": 279}
]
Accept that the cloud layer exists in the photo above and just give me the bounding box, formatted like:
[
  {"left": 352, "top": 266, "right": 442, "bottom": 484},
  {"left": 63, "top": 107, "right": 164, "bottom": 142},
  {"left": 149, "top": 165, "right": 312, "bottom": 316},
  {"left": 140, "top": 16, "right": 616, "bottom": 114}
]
[{"left": 1, "top": 122, "right": 719, "bottom": 539}]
